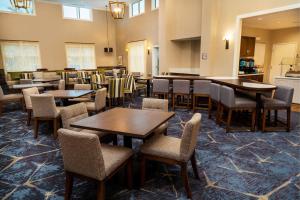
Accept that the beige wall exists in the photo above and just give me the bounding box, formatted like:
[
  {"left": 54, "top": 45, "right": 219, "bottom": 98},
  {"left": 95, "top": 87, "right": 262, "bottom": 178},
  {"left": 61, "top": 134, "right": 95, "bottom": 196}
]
[
  {"left": 0, "top": 2, "right": 117, "bottom": 71},
  {"left": 200, "top": 0, "right": 300, "bottom": 76},
  {"left": 116, "top": 0, "right": 158, "bottom": 75}
]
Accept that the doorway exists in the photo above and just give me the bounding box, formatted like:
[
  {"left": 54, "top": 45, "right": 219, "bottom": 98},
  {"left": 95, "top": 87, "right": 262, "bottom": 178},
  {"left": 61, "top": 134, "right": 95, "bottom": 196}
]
[{"left": 152, "top": 46, "right": 159, "bottom": 76}]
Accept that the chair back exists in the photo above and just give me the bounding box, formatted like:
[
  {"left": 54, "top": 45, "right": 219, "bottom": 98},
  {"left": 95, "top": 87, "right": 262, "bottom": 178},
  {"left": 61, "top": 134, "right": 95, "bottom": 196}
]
[
  {"left": 173, "top": 80, "right": 190, "bottom": 94},
  {"left": 58, "top": 128, "right": 106, "bottom": 181},
  {"left": 20, "top": 79, "right": 33, "bottom": 84},
  {"left": 60, "top": 103, "right": 88, "bottom": 131},
  {"left": 142, "top": 98, "right": 168, "bottom": 112},
  {"left": 274, "top": 85, "right": 294, "bottom": 106},
  {"left": 153, "top": 79, "right": 169, "bottom": 93},
  {"left": 58, "top": 80, "right": 65, "bottom": 90},
  {"left": 220, "top": 86, "right": 235, "bottom": 108},
  {"left": 180, "top": 113, "right": 201, "bottom": 161},
  {"left": 91, "top": 74, "right": 105, "bottom": 90},
  {"left": 31, "top": 94, "right": 59, "bottom": 118},
  {"left": 125, "top": 75, "right": 136, "bottom": 93},
  {"left": 22, "top": 87, "right": 39, "bottom": 109},
  {"left": 74, "top": 84, "right": 91, "bottom": 99},
  {"left": 209, "top": 83, "right": 220, "bottom": 101},
  {"left": 95, "top": 88, "right": 107, "bottom": 111},
  {"left": 108, "top": 78, "right": 125, "bottom": 98},
  {"left": 193, "top": 80, "right": 211, "bottom": 94},
  {"left": 0, "top": 86, "right": 4, "bottom": 99},
  {"left": 20, "top": 72, "right": 33, "bottom": 80}
]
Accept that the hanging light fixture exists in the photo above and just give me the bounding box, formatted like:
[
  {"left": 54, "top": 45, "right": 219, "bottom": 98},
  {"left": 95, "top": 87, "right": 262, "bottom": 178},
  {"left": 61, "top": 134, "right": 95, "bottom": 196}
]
[
  {"left": 109, "top": 1, "right": 126, "bottom": 19},
  {"left": 104, "top": 6, "right": 113, "bottom": 53},
  {"left": 10, "top": 0, "right": 32, "bottom": 9}
]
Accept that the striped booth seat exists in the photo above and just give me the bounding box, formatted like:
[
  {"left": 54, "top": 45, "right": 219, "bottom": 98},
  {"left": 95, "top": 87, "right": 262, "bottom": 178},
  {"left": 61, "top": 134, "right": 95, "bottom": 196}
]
[
  {"left": 20, "top": 72, "right": 34, "bottom": 80},
  {"left": 107, "top": 78, "right": 125, "bottom": 107},
  {"left": 91, "top": 74, "right": 106, "bottom": 90},
  {"left": 77, "top": 71, "right": 91, "bottom": 84},
  {"left": 60, "top": 71, "right": 78, "bottom": 86},
  {"left": 124, "top": 75, "right": 136, "bottom": 100}
]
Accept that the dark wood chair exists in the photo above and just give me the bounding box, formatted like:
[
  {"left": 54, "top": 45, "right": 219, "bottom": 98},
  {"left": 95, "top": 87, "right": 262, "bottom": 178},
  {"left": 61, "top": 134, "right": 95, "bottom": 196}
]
[
  {"left": 208, "top": 83, "right": 221, "bottom": 123},
  {"left": 152, "top": 79, "right": 170, "bottom": 99},
  {"left": 172, "top": 80, "right": 191, "bottom": 110},
  {"left": 140, "top": 113, "right": 202, "bottom": 199},
  {"left": 192, "top": 80, "right": 211, "bottom": 112},
  {"left": 58, "top": 128, "right": 133, "bottom": 200},
  {"left": 262, "top": 85, "right": 294, "bottom": 132}
]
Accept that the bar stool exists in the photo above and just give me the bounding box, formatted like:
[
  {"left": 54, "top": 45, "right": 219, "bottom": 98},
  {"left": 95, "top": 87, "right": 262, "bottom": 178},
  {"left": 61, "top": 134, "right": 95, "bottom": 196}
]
[
  {"left": 219, "top": 86, "right": 256, "bottom": 132},
  {"left": 172, "top": 80, "right": 190, "bottom": 110},
  {"left": 152, "top": 79, "right": 169, "bottom": 99},
  {"left": 192, "top": 80, "right": 211, "bottom": 111},
  {"left": 208, "top": 83, "right": 221, "bottom": 123}
]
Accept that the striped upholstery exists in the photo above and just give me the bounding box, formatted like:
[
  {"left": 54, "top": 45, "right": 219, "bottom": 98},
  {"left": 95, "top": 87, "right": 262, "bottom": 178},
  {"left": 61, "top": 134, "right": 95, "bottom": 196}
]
[
  {"left": 77, "top": 71, "right": 90, "bottom": 84},
  {"left": 91, "top": 74, "right": 106, "bottom": 90},
  {"left": 108, "top": 78, "right": 125, "bottom": 98},
  {"left": 20, "top": 73, "right": 33, "bottom": 80},
  {"left": 124, "top": 75, "right": 136, "bottom": 94}
]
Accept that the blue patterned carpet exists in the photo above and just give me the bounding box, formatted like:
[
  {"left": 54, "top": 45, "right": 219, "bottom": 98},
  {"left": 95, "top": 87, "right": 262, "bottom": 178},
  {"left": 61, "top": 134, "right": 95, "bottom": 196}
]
[{"left": 0, "top": 98, "right": 299, "bottom": 200}]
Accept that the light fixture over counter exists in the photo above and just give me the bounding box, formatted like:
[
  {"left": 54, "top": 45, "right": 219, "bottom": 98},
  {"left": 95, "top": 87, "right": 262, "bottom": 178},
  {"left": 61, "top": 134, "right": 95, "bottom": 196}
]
[
  {"left": 10, "top": 0, "right": 32, "bottom": 9},
  {"left": 109, "top": 1, "right": 126, "bottom": 19}
]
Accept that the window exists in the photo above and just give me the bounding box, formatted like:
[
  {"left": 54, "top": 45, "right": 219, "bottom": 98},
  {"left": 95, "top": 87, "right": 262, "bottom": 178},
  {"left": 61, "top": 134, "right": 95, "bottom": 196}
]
[
  {"left": 65, "top": 44, "right": 96, "bottom": 70},
  {"left": 128, "top": 41, "right": 146, "bottom": 74},
  {"left": 0, "top": 0, "right": 35, "bottom": 15},
  {"left": 152, "top": 0, "right": 159, "bottom": 10},
  {"left": 130, "top": 0, "right": 145, "bottom": 17},
  {"left": 1, "top": 41, "right": 41, "bottom": 72},
  {"left": 63, "top": 5, "right": 92, "bottom": 21}
]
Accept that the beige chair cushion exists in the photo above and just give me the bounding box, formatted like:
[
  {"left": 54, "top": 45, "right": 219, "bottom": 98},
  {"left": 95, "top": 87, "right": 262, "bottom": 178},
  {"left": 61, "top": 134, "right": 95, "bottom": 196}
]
[
  {"left": 1, "top": 94, "right": 23, "bottom": 102},
  {"left": 69, "top": 97, "right": 91, "bottom": 102},
  {"left": 141, "top": 135, "right": 181, "bottom": 161},
  {"left": 101, "top": 143, "right": 133, "bottom": 176},
  {"left": 85, "top": 102, "right": 96, "bottom": 111},
  {"left": 22, "top": 87, "right": 39, "bottom": 109},
  {"left": 153, "top": 123, "right": 168, "bottom": 134},
  {"left": 80, "top": 129, "right": 107, "bottom": 138},
  {"left": 30, "top": 94, "right": 60, "bottom": 118}
]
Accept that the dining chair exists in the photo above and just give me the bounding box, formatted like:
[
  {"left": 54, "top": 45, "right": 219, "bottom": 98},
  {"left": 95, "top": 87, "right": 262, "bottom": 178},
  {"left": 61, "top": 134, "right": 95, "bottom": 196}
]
[
  {"left": 152, "top": 79, "right": 169, "bottom": 99},
  {"left": 31, "top": 94, "right": 61, "bottom": 139},
  {"left": 208, "top": 83, "right": 221, "bottom": 123},
  {"left": 22, "top": 87, "right": 39, "bottom": 126},
  {"left": 124, "top": 75, "right": 136, "bottom": 101},
  {"left": 140, "top": 113, "right": 202, "bottom": 199},
  {"left": 172, "top": 80, "right": 191, "bottom": 110},
  {"left": 58, "top": 80, "right": 65, "bottom": 90},
  {"left": 91, "top": 74, "right": 106, "bottom": 90},
  {"left": 107, "top": 78, "right": 125, "bottom": 107},
  {"left": 142, "top": 98, "right": 169, "bottom": 135},
  {"left": 192, "top": 80, "right": 211, "bottom": 111},
  {"left": 58, "top": 128, "right": 133, "bottom": 200},
  {"left": 77, "top": 71, "right": 90, "bottom": 84},
  {"left": 20, "top": 72, "right": 33, "bottom": 80},
  {"left": 85, "top": 88, "right": 107, "bottom": 113},
  {"left": 0, "top": 86, "right": 23, "bottom": 115},
  {"left": 219, "top": 86, "right": 256, "bottom": 132},
  {"left": 69, "top": 84, "right": 92, "bottom": 102},
  {"left": 20, "top": 79, "right": 33, "bottom": 84},
  {"left": 262, "top": 85, "right": 294, "bottom": 132}
]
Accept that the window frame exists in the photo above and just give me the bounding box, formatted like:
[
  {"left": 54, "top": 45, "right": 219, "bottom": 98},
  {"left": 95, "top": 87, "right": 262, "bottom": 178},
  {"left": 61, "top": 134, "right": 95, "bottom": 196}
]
[
  {"left": 129, "top": 0, "right": 145, "bottom": 18},
  {"left": 0, "top": 0, "right": 36, "bottom": 16},
  {"left": 62, "top": 5, "right": 93, "bottom": 21},
  {"left": 151, "top": 0, "right": 159, "bottom": 10}
]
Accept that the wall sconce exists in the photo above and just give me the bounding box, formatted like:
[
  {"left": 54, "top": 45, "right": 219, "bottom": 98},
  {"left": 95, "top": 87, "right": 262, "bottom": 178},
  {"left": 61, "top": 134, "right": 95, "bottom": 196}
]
[
  {"left": 125, "top": 48, "right": 128, "bottom": 52},
  {"left": 147, "top": 46, "right": 151, "bottom": 55},
  {"left": 223, "top": 34, "right": 230, "bottom": 50}
]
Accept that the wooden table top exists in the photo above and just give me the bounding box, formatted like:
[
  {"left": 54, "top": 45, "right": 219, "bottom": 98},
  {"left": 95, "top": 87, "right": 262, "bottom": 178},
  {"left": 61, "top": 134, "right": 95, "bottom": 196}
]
[
  {"left": 153, "top": 75, "right": 207, "bottom": 80},
  {"left": 45, "top": 90, "right": 94, "bottom": 99},
  {"left": 32, "top": 78, "right": 61, "bottom": 83},
  {"left": 12, "top": 83, "right": 55, "bottom": 89},
  {"left": 211, "top": 78, "right": 276, "bottom": 92},
  {"left": 71, "top": 107, "right": 175, "bottom": 138},
  {"left": 135, "top": 76, "right": 153, "bottom": 80}
]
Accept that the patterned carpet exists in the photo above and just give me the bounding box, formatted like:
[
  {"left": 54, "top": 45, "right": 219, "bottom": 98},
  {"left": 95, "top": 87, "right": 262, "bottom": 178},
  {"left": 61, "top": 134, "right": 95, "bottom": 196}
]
[{"left": 0, "top": 98, "right": 299, "bottom": 200}]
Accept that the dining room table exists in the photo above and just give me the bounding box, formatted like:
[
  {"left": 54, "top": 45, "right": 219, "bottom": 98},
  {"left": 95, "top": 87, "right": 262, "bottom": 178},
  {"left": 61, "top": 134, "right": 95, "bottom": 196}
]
[
  {"left": 32, "top": 78, "right": 61, "bottom": 83},
  {"left": 12, "top": 83, "right": 56, "bottom": 90},
  {"left": 71, "top": 107, "right": 175, "bottom": 148},
  {"left": 45, "top": 89, "right": 94, "bottom": 105},
  {"left": 134, "top": 76, "right": 153, "bottom": 97}
]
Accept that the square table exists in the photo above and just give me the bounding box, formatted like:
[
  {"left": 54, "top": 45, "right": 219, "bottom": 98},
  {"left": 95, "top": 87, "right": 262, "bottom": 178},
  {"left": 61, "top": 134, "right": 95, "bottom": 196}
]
[
  {"left": 71, "top": 107, "right": 175, "bottom": 148},
  {"left": 45, "top": 90, "right": 94, "bottom": 105}
]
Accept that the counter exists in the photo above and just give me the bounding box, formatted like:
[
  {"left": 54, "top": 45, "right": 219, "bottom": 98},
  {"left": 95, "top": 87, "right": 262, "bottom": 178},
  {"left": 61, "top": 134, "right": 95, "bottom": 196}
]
[
  {"left": 238, "top": 73, "right": 264, "bottom": 82},
  {"left": 274, "top": 76, "right": 300, "bottom": 104}
]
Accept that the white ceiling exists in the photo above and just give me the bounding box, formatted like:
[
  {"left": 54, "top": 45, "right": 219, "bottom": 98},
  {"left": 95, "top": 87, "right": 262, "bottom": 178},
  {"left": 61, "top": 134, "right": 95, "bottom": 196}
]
[
  {"left": 242, "top": 8, "right": 300, "bottom": 30},
  {"left": 38, "top": 0, "right": 130, "bottom": 10}
]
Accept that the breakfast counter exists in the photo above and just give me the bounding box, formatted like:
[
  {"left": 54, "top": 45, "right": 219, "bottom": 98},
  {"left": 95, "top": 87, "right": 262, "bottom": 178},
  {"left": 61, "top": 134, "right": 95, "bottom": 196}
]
[{"left": 274, "top": 76, "right": 300, "bottom": 104}]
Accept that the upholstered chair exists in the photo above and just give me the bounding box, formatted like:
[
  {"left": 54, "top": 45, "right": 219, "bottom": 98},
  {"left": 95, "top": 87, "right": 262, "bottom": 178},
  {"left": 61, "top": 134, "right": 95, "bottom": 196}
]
[
  {"left": 0, "top": 86, "right": 23, "bottom": 115},
  {"left": 172, "top": 80, "right": 191, "bottom": 110},
  {"left": 20, "top": 79, "right": 33, "bottom": 84},
  {"left": 69, "top": 84, "right": 92, "bottom": 102},
  {"left": 107, "top": 78, "right": 125, "bottom": 107},
  {"left": 262, "top": 85, "right": 294, "bottom": 132},
  {"left": 142, "top": 98, "right": 169, "bottom": 135},
  {"left": 219, "top": 86, "right": 256, "bottom": 132},
  {"left": 140, "top": 113, "right": 202, "bottom": 199},
  {"left": 91, "top": 74, "right": 106, "bottom": 90},
  {"left": 192, "top": 80, "right": 212, "bottom": 111},
  {"left": 152, "top": 79, "right": 169, "bottom": 99},
  {"left": 58, "top": 80, "right": 65, "bottom": 90},
  {"left": 58, "top": 128, "right": 133, "bottom": 200},
  {"left": 85, "top": 88, "right": 107, "bottom": 113},
  {"left": 208, "top": 83, "right": 221, "bottom": 123},
  {"left": 31, "top": 94, "right": 61, "bottom": 138},
  {"left": 124, "top": 75, "right": 136, "bottom": 100},
  {"left": 22, "top": 87, "right": 39, "bottom": 125}
]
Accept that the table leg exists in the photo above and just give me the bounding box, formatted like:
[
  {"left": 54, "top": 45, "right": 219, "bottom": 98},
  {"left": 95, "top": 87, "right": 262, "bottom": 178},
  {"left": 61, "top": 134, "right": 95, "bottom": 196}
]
[
  {"left": 255, "top": 93, "right": 262, "bottom": 130},
  {"left": 124, "top": 136, "right": 132, "bottom": 148},
  {"left": 146, "top": 80, "right": 151, "bottom": 97}
]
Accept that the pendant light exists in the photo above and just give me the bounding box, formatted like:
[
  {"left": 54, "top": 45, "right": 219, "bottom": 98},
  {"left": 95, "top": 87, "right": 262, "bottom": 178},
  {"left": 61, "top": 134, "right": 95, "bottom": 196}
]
[
  {"left": 104, "top": 5, "right": 113, "bottom": 53},
  {"left": 109, "top": 1, "right": 126, "bottom": 19},
  {"left": 10, "top": 0, "right": 32, "bottom": 9}
]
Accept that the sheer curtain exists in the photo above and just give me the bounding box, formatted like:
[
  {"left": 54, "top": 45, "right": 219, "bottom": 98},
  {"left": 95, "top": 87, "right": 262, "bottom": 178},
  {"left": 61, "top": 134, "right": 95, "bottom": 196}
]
[
  {"left": 65, "top": 44, "right": 96, "bottom": 70},
  {"left": 1, "top": 41, "right": 41, "bottom": 72},
  {"left": 128, "top": 40, "right": 146, "bottom": 74}
]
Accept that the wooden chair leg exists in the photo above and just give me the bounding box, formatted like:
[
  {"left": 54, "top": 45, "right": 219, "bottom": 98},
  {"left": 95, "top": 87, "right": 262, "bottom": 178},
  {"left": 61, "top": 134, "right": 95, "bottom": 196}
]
[
  {"left": 65, "top": 172, "right": 73, "bottom": 200},
  {"left": 126, "top": 158, "right": 133, "bottom": 189},
  {"left": 97, "top": 181, "right": 105, "bottom": 200},
  {"left": 53, "top": 118, "right": 58, "bottom": 139},
  {"left": 140, "top": 155, "right": 146, "bottom": 187},
  {"left": 34, "top": 118, "right": 39, "bottom": 139},
  {"left": 172, "top": 94, "right": 175, "bottom": 110},
  {"left": 287, "top": 107, "right": 291, "bottom": 132},
  {"left": 192, "top": 95, "right": 196, "bottom": 112},
  {"left": 27, "top": 109, "right": 32, "bottom": 126},
  {"left": 226, "top": 109, "right": 232, "bottom": 133},
  {"left": 208, "top": 98, "right": 212, "bottom": 118},
  {"left": 262, "top": 108, "right": 267, "bottom": 132},
  {"left": 191, "top": 151, "right": 199, "bottom": 179},
  {"left": 251, "top": 109, "right": 256, "bottom": 132},
  {"left": 0, "top": 102, "right": 3, "bottom": 115},
  {"left": 180, "top": 163, "right": 192, "bottom": 199},
  {"left": 275, "top": 110, "right": 278, "bottom": 125},
  {"left": 219, "top": 104, "right": 224, "bottom": 125}
]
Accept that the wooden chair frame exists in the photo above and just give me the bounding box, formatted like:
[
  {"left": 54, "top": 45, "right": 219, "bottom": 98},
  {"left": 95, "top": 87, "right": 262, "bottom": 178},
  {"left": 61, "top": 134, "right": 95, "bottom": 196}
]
[
  {"left": 192, "top": 94, "right": 211, "bottom": 112},
  {"left": 33, "top": 117, "right": 60, "bottom": 139},
  {"left": 208, "top": 99, "right": 221, "bottom": 124},
  {"left": 172, "top": 93, "right": 191, "bottom": 110},
  {"left": 262, "top": 107, "right": 291, "bottom": 132}
]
